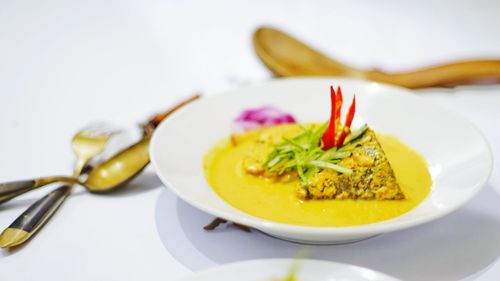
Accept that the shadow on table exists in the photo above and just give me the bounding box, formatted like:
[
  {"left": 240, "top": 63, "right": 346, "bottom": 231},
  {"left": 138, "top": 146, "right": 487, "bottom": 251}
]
[{"left": 155, "top": 185, "right": 500, "bottom": 281}]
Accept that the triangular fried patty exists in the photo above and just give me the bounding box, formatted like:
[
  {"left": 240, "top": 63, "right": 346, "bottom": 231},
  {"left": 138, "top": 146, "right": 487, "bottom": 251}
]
[{"left": 299, "top": 129, "right": 404, "bottom": 200}]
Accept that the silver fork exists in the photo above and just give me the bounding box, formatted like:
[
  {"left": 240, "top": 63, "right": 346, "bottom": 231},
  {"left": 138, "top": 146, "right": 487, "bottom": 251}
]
[{"left": 71, "top": 123, "right": 117, "bottom": 177}]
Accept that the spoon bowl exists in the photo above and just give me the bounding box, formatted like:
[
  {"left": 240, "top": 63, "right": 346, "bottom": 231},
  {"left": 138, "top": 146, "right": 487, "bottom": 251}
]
[{"left": 83, "top": 137, "right": 151, "bottom": 192}]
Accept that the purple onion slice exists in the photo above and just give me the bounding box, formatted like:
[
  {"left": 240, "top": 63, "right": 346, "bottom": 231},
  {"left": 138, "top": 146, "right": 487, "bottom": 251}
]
[{"left": 233, "top": 106, "right": 296, "bottom": 132}]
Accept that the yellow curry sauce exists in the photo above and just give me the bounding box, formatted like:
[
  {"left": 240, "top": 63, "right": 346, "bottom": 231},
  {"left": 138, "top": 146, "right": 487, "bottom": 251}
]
[{"left": 203, "top": 124, "right": 431, "bottom": 227}]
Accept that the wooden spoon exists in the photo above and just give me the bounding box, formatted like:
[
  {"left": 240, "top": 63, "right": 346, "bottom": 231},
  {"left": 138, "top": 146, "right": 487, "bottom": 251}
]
[{"left": 253, "top": 26, "right": 500, "bottom": 89}]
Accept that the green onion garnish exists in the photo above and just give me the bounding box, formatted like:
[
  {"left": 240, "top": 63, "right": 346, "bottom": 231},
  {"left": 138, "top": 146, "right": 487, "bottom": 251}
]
[
  {"left": 263, "top": 124, "right": 355, "bottom": 182},
  {"left": 307, "top": 160, "right": 353, "bottom": 175}
]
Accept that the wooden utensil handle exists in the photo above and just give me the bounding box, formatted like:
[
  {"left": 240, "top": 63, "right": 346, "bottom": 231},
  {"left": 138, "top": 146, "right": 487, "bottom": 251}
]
[
  {"left": 370, "top": 60, "right": 500, "bottom": 89},
  {"left": 0, "top": 176, "right": 75, "bottom": 205}
]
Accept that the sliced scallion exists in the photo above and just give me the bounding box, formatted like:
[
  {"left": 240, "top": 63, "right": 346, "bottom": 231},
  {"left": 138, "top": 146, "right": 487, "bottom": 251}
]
[{"left": 307, "top": 160, "right": 353, "bottom": 175}]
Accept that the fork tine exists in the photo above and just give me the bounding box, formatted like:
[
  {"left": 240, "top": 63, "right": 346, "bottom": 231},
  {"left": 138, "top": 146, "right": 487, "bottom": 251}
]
[{"left": 77, "top": 123, "right": 121, "bottom": 137}]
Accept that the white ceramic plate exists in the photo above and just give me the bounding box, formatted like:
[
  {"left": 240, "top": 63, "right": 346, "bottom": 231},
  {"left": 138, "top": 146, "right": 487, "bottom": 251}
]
[
  {"left": 179, "top": 259, "right": 401, "bottom": 281},
  {"left": 150, "top": 78, "right": 492, "bottom": 244}
]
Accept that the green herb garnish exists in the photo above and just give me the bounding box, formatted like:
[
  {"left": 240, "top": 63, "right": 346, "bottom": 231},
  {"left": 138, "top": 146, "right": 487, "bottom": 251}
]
[{"left": 263, "top": 124, "right": 357, "bottom": 182}]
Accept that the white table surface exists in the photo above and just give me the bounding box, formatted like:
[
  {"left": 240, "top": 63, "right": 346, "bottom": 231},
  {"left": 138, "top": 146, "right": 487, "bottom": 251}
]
[{"left": 1, "top": 1, "right": 499, "bottom": 280}]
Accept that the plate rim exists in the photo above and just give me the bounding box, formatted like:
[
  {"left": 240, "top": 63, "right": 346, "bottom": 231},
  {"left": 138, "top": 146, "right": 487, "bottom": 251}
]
[{"left": 178, "top": 258, "right": 402, "bottom": 281}]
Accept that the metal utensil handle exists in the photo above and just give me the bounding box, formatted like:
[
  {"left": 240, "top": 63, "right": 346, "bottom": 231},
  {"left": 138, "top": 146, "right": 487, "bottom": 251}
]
[
  {"left": 0, "top": 186, "right": 70, "bottom": 247},
  {"left": 10, "top": 185, "right": 70, "bottom": 232},
  {"left": 0, "top": 176, "right": 75, "bottom": 205}
]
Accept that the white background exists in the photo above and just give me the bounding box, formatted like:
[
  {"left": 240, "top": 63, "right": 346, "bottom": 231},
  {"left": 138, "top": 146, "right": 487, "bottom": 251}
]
[{"left": 1, "top": 0, "right": 499, "bottom": 280}]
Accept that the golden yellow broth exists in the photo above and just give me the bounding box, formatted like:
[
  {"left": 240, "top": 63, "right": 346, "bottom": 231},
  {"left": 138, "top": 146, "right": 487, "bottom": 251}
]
[{"left": 203, "top": 125, "right": 431, "bottom": 226}]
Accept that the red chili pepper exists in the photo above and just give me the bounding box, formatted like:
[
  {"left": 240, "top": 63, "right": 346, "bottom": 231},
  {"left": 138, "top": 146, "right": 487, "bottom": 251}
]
[
  {"left": 335, "top": 96, "right": 356, "bottom": 147},
  {"left": 322, "top": 86, "right": 357, "bottom": 149},
  {"left": 334, "top": 86, "right": 343, "bottom": 128},
  {"left": 321, "top": 86, "right": 337, "bottom": 150}
]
